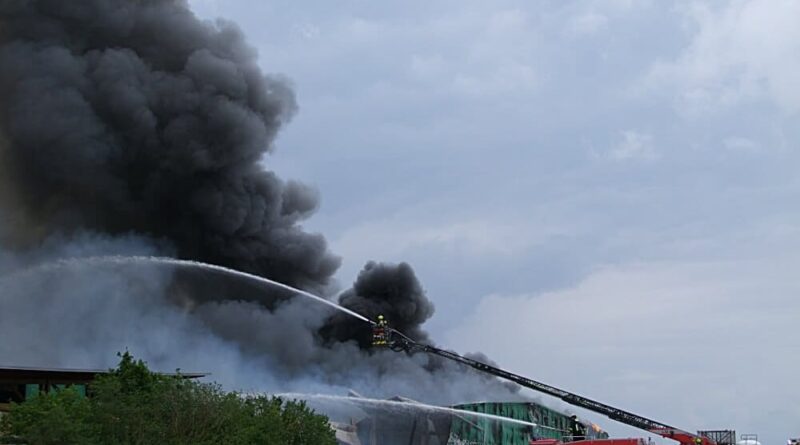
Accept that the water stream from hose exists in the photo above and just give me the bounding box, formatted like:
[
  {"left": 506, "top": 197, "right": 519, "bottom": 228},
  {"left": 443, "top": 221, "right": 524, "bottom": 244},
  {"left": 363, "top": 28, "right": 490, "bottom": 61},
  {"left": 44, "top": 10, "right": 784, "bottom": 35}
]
[
  {"left": 273, "top": 392, "right": 542, "bottom": 429},
  {"left": 2, "top": 255, "right": 373, "bottom": 324}
]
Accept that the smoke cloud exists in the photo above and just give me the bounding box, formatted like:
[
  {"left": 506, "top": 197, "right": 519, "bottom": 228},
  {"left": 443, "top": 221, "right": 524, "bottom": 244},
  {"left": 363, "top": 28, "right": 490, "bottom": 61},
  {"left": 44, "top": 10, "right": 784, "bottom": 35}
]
[
  {"left": 322, "top": 261, "right": 435, "bottom": 348},
  {"left": 0, "top": 0, "right": 337, "bottom": 290},
  {"left": 0, "top": 0, "right": 526, "bottom": 409}
]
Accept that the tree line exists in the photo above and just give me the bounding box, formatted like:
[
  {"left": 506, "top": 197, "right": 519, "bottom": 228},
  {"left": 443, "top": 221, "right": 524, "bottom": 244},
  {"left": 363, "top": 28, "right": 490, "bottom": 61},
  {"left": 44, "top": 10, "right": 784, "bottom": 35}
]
[{"left": 0, "top": 352, "right": 336, "bottom": 445}]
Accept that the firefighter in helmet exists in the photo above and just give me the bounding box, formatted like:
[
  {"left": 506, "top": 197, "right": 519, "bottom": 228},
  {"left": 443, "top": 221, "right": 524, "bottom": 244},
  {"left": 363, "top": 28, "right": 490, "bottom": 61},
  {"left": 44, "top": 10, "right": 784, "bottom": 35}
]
[
  {"left": 570, "top": 415, "right": 586, "bottom": 441},
  {"left": 372, "top": 314, "right": 389, "bottom": 346}
]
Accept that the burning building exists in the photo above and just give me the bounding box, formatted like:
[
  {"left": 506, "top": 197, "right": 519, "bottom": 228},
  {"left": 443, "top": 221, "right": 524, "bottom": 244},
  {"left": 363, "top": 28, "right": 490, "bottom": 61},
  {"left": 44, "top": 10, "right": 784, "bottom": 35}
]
[{"left": 314, "top": 396, "right": 608, "bottom": 445}]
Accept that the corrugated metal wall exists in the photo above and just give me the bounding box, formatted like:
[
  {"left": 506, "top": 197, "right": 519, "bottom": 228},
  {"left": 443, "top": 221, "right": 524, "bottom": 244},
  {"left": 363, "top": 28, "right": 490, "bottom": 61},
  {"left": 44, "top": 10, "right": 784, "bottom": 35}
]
[{"left": 450, "top": 402, "right": 577, "bottom": 444}]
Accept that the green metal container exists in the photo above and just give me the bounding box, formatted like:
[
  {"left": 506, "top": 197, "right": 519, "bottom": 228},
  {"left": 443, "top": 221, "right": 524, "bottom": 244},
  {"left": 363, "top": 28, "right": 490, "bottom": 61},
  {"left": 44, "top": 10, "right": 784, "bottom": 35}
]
[{"left": 450, "top": 401, "right": 608, "bottom": 445}]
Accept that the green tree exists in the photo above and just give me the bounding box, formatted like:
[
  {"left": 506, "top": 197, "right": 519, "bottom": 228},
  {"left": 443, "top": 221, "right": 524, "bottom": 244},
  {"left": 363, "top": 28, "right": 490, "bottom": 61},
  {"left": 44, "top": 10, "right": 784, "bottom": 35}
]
[
  {"left": 0, "top": 352, "right": 336, "bottom": 445},
  {"left": 1, "top": 386, "right": 91, "bottom": 445}
]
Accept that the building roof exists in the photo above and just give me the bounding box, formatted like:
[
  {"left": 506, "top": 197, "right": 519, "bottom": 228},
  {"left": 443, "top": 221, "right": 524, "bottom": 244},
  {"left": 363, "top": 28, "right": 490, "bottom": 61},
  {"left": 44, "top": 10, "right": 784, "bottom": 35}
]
[{"left": 0, "top": 365, "right": 207, "bottom": 383}]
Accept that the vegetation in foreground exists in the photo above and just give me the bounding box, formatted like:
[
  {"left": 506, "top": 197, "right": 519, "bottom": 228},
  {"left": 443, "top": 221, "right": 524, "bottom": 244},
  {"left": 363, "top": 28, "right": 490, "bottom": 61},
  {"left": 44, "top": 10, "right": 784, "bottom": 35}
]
[{"left": 0, "top": 352, "right": 336, "bottom": 445}]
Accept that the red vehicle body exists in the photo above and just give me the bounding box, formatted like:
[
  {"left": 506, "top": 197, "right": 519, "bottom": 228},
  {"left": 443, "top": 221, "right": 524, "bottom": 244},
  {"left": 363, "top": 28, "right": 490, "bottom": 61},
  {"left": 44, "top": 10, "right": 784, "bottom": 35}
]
[{"left": 531, "top": 440, "right": 650, "bottom": 445}]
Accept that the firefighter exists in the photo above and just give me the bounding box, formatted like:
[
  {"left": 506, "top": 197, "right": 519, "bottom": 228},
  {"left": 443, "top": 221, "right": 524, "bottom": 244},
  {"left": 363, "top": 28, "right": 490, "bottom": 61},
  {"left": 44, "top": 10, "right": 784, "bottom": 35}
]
[
  {"left": 570, "top": 415, "right": 586, "bottom": 441},
  {"left": 372, "top": 315, "right": 389, "bottom": 346}
]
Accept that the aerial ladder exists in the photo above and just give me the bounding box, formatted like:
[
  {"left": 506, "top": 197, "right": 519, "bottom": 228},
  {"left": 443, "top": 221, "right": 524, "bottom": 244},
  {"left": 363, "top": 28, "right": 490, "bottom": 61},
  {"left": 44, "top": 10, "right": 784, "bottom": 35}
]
[{"left": 373, "top": 324, "right": 731, "bottom": 445}]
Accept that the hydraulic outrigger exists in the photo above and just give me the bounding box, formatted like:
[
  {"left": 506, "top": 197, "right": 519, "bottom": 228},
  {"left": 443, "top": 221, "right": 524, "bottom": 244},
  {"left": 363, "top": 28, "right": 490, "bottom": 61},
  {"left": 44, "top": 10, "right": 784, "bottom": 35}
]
[{"left": 374, "top": 323, "right": 726, "bottom": 445}]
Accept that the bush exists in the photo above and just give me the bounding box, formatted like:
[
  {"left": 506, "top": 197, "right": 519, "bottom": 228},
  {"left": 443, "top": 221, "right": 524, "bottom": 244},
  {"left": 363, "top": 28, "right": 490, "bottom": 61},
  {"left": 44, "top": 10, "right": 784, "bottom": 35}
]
[
  {"left": 0, "top": 386, "right": 91, "bottom": 445},
  {"left": 0, "top": 353, "right": 336, "bottom": 445}
]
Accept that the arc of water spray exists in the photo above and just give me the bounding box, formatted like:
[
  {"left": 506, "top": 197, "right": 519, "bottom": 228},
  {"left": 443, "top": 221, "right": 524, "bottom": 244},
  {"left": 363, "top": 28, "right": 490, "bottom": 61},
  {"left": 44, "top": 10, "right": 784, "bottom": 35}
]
[
  {"left": 271, "top": 393, "right": 541, "bottom": 430},
  {"left": 2, "top": 255, "right": 374, "bottom": 324}
]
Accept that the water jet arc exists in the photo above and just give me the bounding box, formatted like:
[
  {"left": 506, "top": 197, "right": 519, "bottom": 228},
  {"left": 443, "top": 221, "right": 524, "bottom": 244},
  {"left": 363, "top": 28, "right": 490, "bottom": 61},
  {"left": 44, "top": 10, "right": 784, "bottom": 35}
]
[
  {"left": 273, "top": 392, "right": 541, "bottom": 429},
  {"left": 4, "top": 255, "right": 373, "bottom": 324}
]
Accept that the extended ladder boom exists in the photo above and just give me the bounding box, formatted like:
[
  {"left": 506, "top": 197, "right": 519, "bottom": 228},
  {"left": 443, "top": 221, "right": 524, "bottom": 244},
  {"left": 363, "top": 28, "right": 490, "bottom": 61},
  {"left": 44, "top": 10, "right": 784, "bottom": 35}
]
[{"left": 388, "top": 330, "right": 712, "bottom": 445}]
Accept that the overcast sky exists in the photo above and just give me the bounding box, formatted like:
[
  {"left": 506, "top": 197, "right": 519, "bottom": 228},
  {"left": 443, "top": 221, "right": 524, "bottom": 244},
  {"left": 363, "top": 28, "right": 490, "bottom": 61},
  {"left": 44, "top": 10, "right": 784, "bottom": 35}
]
[{"left": 189, "top": 1, "right": 799, "bottom": 443}]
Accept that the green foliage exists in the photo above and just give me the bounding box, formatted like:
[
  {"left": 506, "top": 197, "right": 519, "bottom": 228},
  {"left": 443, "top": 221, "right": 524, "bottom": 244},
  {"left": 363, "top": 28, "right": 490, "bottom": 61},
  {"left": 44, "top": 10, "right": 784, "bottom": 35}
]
[
  {"left": 0, "top": 352, "right": 336, "bottom": 445},
  {"left": 0, "top": 386, "right": 91, "bottom": 445}
]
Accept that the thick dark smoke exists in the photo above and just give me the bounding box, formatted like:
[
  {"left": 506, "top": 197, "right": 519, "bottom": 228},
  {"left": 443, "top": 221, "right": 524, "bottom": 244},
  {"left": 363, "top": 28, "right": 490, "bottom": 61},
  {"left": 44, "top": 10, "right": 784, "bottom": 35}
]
[
  {"left": 323, "top": 262, "right": 435, "bottom": 348},
  {"left": 0, "top": 0, "right": 338, "bottom": 290},
  {"left": 0, "top": 0, "right": 530, "bottom": 412}
]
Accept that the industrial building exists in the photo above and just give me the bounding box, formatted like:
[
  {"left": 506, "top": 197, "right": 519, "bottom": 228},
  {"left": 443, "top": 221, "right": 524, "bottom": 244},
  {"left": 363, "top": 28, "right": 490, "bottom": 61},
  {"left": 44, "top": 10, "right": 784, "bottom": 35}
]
[
  {"left": 328, "top": 398, "right": 608, "bottom": 445},
  {"left": 452, "top": 402, "right": 608, "bottom": 444},
  {"left": 0, "top": 365, "right": 206, "bottom": 414}
]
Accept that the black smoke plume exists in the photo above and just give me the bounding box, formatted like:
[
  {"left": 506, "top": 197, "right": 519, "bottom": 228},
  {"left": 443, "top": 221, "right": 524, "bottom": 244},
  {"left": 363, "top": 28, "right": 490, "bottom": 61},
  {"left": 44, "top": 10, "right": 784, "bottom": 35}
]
[
  {"left": 0, "top": 0, "right": 338, "bottom": 291},
  {"left": 0, "top": 0, "right": 524, "bottom": 407},
  {"left": 322, "top": 262, "right": 435, "bottom": 348}
]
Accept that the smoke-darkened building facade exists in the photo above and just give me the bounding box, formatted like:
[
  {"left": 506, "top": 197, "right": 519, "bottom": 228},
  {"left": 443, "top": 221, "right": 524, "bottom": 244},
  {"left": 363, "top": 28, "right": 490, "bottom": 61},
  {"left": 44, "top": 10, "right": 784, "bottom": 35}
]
[{"left": 327, "top": 398, "right": 609, "bottom": 445}]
